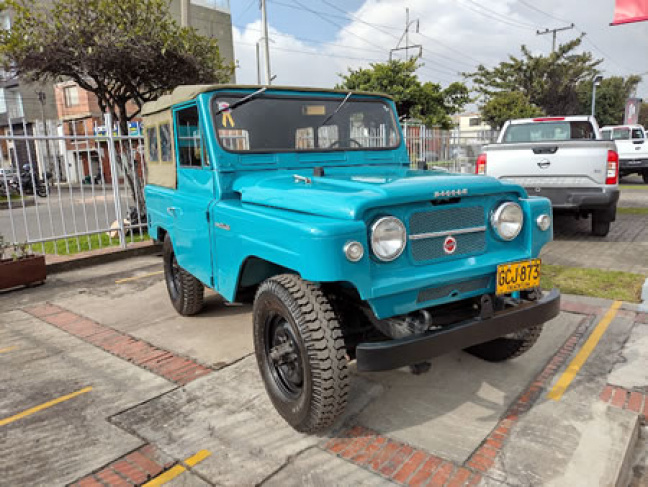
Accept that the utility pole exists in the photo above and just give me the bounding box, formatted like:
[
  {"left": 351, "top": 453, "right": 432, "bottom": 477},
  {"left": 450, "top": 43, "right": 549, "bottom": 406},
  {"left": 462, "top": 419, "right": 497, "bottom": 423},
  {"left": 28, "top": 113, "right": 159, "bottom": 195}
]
[
  {"left": 260, "top": 0, "right": 272, "bottom": 85},
  {"left": 536, "top": 23, "right": 575, "bottom": 52},
  {"left": 390, "top": 8, "right": 422, "bottom": 61},
  {"left": 180, "top": 0, "right": 190, "bottom": 27}
]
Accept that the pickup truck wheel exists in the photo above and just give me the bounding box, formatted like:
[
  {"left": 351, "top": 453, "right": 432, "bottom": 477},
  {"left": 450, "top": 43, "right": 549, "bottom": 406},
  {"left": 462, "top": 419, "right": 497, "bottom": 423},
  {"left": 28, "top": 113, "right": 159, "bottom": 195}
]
[
  {"left": 591, "top": 211, "right": 611, "bottom": 237},
  {"left": 642, "top": 171, "right": 648, "bottom": 184},
  {"left": 465, "top": 325, "right": 543, "bottom": 362},
  {"left": 253, "top": 274, "right": 349, "bottom": 433},
  {"left": 163, "top": 235, "right": 204, "bottom": 316}
]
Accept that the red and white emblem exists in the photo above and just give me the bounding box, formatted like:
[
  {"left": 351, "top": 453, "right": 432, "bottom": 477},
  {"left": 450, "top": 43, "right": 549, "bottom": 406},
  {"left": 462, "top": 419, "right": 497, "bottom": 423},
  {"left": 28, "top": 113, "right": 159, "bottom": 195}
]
[{"left": 443, "top": 236, "right": 457, "bottom": 254}]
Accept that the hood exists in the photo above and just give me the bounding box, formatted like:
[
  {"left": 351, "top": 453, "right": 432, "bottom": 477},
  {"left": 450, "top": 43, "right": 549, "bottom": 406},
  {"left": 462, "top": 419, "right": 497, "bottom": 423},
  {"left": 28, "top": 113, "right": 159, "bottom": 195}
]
[{"left": 232, "top": 167, "right": 525, "bottom": 220}]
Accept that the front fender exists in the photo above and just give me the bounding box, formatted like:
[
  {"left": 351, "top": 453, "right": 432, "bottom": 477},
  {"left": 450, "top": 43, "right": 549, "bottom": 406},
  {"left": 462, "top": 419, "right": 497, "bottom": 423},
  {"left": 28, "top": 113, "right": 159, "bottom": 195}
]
[{"left": 212, "top": 201, "right": 371, "bottom": 301}]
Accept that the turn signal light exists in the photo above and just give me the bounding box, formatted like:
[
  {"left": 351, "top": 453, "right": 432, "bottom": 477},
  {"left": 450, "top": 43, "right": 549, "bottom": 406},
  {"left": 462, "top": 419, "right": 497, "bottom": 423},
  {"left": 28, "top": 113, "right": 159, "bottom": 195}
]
[
  {"left": 606, "top": 150, "right": 619, "bottom": 185},
  {"left": 475, "top": 153, "right": 487, "bottom": 175}
]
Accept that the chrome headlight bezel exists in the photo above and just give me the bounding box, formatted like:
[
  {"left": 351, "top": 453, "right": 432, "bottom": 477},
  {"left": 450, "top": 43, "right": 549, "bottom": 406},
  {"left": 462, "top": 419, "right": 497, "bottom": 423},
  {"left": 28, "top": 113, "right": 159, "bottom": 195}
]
[
  {"left": 370, "top": 216, "right": 407, "bottom": 262},
  {"left": 491, "top": 202, "right": 524, "bottom": 241}
]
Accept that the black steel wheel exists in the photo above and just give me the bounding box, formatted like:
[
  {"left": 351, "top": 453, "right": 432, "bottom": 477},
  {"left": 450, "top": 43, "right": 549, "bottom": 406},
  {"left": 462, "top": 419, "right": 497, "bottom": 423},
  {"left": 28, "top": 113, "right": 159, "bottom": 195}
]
[
  {"left": 465, "top": 325, "right": 543, "bottom": 362},
  {"left": 163, "top": 234, "right": 205, "bottom": 316},
  {"left": 253, "top": 274, "right": 349, "bottom": 433}
]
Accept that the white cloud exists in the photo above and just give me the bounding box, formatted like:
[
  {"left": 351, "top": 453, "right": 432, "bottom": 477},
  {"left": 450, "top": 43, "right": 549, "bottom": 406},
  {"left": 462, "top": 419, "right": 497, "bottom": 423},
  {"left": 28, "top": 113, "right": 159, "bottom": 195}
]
[{"left": 233, "top": 0, "right": 648, "bottom": 98}]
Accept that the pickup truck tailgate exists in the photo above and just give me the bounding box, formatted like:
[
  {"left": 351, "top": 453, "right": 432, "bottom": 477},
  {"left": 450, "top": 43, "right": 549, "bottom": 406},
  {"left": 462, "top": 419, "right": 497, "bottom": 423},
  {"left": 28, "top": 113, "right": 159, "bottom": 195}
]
[{"left": 484, "top": 141, "right": 614, "bottom": 188}]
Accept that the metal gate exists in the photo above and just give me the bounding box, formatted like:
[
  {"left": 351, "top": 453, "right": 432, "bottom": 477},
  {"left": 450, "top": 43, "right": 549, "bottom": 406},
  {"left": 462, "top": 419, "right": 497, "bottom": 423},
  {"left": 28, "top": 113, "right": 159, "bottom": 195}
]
[{"left": 0, "top": 115, "right": 146, "bottom": 256}]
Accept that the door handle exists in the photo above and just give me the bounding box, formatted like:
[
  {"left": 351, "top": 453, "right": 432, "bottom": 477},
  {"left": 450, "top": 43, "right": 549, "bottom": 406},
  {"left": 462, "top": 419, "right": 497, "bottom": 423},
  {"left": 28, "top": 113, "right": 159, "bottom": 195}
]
[{"left": 167, "top": 207, "right": 178, "bottom": 216}]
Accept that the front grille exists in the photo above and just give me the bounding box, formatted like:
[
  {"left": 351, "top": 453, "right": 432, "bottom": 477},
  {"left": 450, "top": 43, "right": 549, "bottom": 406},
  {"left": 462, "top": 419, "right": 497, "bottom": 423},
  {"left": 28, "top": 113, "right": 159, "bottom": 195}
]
[
  {"left": 409, "top": 205, "right": 487, "bottom": 262},
  {"left": 410, "top": 206, "right": 484, "bottom": 234},
  {"left": 411, "top": 232, "right": 486, "bottom": 261},
  {"left": 417, "top": 276, "right": 492, "bottom": 303}
]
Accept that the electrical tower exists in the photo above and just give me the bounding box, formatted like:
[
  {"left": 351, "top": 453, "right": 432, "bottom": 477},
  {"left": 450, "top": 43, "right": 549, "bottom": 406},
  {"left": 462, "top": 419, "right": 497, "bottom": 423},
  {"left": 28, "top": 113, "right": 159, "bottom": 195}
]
[
  {"left": 536, "top": 23, "right": 575, "bottom": 52},
  {"left": 390, "top": 8, "right": 422, "bottom": 61}
]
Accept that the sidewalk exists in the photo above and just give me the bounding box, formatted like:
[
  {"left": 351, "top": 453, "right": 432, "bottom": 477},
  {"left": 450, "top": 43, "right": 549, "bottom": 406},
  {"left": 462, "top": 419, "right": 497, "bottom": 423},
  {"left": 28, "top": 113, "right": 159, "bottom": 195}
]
[{"left": 0, "top": 256, "right": 645, "bottom": 486}]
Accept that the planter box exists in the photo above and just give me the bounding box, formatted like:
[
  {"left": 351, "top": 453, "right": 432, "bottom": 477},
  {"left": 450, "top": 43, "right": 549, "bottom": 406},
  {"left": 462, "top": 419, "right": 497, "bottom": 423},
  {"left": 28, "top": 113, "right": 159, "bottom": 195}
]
[{"left": 0, "top": 254, "right": 46, "bottom": 290}]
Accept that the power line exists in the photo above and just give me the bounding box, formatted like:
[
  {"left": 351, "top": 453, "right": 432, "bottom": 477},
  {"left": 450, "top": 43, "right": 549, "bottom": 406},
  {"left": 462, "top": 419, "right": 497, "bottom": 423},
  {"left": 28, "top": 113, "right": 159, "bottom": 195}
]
[
  {"left": 517, "top": 0, "right": 571, "bottom": 25},
  {"left": 456, "top": 0, "right": 537, "bottom": 31},
  {"left": 237, "top": 0, "right": 257, "bottom": 20}
]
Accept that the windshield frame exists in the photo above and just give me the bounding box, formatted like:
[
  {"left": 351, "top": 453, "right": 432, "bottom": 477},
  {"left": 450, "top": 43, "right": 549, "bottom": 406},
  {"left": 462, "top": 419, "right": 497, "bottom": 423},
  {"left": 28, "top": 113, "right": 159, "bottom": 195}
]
[{"left": 209, "top": 92, "right": 401, "bottom": 154}]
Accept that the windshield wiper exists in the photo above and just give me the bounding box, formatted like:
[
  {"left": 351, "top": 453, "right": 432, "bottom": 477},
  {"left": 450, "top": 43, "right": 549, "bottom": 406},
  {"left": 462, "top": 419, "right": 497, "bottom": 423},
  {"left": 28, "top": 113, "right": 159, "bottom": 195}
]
[
  {"left": 318, "top": 91, "right": 352, "bottom": 127},
  {"left": 214, "top": 87, "right": 267, "bottom": 116}
]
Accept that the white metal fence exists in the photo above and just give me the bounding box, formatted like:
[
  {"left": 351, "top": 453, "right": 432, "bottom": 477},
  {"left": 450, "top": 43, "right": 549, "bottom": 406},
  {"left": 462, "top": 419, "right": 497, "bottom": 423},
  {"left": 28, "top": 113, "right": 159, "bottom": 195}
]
[
  {"left": 0, "top": 119, "right": 497, "bottom": 254},
  {"left": 402, "top": 123, "right": 498, "bottom": 173},
  {"left": 0, "top": 115, "right": 146, "bottom": 254}
]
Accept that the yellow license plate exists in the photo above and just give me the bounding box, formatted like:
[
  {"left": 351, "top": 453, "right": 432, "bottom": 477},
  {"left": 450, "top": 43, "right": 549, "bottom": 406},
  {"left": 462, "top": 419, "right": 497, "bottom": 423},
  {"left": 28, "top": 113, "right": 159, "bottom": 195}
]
[{"left": 496, "top": 259, "right": 541, "bottom": 295}]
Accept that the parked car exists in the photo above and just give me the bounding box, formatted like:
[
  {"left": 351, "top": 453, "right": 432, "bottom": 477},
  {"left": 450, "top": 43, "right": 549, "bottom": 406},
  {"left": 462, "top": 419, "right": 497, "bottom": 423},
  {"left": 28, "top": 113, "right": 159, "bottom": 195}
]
[
  {"left": 600, "top": 124, "right": 648, "bottom": 183},
  {"left": 477, "top": 116, "right": 619, "bottom": 236},
  {"left": 0, "top": 167, "right": 16, "bottom": 183},
  {"left": 143, "top": 85, "right": 560, "bottom": 433}
]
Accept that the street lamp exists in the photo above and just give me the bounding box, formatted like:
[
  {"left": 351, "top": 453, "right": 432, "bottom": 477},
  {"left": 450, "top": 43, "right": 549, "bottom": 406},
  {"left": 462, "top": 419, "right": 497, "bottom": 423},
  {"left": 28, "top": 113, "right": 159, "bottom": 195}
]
[{"left": 591, "top": 75, "right": 603, "bottom": 118}]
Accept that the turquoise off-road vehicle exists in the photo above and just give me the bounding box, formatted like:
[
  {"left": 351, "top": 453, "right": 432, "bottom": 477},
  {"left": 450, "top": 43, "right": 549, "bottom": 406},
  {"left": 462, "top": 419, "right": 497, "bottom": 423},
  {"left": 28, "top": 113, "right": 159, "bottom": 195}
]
[{"left": 143, "top": 85, "right": 560, "bottom": 433}]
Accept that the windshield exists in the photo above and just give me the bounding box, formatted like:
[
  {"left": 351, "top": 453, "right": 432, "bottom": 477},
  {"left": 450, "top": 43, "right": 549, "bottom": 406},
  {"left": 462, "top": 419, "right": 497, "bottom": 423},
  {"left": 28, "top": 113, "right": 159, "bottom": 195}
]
[
  {"left": 601, "top": 127, "right": 644, "bottom": 140},
  {"left": 503, "top": 121, "right": 596, "bottom": 143},
  {"left": 211, "top": 93, "right": 400, "bottom": 153}
]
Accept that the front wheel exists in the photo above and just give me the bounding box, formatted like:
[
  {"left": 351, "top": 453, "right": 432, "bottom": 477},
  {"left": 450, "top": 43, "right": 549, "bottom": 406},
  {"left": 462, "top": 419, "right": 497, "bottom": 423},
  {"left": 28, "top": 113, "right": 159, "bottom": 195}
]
[
  {"left": 253, "top": 274, "right": 349, "bottom": 433},
  {"left": 642, "top": 171, "right": 648, "bottom": 184},
  {"left": 36, "top": 185, "right": 47, "bottom": 197},
  {"left": 465, "top": 325, "right": 543, "bottom": 362},
  {"left": 163, "top": 235, "right": 205, "bottom": 316}
]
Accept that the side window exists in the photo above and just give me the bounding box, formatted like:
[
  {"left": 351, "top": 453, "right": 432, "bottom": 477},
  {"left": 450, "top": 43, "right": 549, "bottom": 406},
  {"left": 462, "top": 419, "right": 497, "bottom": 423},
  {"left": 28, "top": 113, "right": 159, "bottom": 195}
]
[
  {"left": 632, "top": 128, "right": 644, "bottom": 139},
  {"left": 176, "top": 106, "right": 205, "bottom": 168},
  {"left": 159, "top": 123, "right": 172, "bottom": 162},
  {"left": 147, "top": 126, "right": 159, "bottom": 162}
]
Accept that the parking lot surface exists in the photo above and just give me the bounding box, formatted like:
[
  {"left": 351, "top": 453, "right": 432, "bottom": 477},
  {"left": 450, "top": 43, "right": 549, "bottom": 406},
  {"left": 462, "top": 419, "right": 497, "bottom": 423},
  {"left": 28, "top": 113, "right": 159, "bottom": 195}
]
[
  {"left": 541, "top": 180, "right": 648, "bottom": 273},
  {"left": 1, "top": 254, "right": 647, "bottom": 486}
]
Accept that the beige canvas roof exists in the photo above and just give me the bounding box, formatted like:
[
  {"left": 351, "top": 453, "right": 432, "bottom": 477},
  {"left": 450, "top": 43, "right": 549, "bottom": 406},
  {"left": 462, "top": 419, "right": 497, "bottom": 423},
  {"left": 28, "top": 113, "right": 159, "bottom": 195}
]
[{"left": 141, "top": 84, "right": 394, "bottom": 116}]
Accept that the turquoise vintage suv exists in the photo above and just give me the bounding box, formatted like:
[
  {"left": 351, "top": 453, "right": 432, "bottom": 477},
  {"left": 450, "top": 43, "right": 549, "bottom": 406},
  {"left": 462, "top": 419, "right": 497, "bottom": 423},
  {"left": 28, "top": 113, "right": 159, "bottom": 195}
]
[{"left": 143, "top": 85, "right": 560, "bottom": 433}]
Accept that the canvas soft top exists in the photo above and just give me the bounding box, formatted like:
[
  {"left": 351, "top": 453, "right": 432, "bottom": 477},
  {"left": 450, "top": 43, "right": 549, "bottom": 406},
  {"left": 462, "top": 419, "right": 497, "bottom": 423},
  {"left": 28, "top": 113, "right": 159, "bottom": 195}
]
[{"left": 141, "top": 84, "right": 394, "bottom": 116}]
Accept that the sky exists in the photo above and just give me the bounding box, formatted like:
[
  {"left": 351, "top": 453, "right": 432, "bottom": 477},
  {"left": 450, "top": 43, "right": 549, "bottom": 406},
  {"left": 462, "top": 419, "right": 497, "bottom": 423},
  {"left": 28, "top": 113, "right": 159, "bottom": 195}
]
[{"left": 228, "top": 0, "right": 648, "bottom": 105}]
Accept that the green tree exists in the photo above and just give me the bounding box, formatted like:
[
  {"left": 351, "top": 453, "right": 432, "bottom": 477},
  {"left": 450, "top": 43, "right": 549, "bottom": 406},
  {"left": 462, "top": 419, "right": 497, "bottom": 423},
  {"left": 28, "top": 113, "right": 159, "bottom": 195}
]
[
  {"left": 576, "top": 76, "right": 642, "bottom": 126},
  {"left": 337, "top": 59, "right": 470, "bottom": 129},
  {"left": 0, "top": 0, "right": 234, "bottom": 205},
  {"left": 639, "top": 102, "right": 648, "bottom": 128},
  {"left": 481, "top": 92, "right": 544, "bottom": 130},
  {"left": 466, "top": 37, "right": 601, "bottom": 115}
]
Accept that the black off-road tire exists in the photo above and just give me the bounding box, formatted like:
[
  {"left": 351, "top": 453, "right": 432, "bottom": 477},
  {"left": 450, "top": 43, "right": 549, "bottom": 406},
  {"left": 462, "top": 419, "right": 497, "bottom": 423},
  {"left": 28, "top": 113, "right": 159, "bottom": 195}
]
[
  {"left": 465, "top": 325, "right": 543, "bottom": 362},
  {"left": 163, "top": 234, "right": 205, "bottom": 316},
  {"left": 591, "top": 211, "right": 611, "bottom": 237},
  {"left": 642, "top": 171, "right": 648, "bottom": 184},
  {"left": 253, "top": 274, "right": 349, "bottom": 433}
]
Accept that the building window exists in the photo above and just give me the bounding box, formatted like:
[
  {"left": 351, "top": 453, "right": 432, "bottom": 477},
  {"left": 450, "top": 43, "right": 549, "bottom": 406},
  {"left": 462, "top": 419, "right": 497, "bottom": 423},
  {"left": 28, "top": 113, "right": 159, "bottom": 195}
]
[
  {"left": 64, "top": 86, "right": 80, "bottom": 107},
  {"left": 469, "top": 117, "right": 482, "bottom": 127}
]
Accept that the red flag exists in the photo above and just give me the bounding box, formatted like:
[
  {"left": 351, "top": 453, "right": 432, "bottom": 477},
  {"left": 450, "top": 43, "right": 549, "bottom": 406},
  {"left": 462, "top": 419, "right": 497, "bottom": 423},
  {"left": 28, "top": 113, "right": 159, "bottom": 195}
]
[{"left": 612, "top": 0, "right": 648, "bottom": 25}]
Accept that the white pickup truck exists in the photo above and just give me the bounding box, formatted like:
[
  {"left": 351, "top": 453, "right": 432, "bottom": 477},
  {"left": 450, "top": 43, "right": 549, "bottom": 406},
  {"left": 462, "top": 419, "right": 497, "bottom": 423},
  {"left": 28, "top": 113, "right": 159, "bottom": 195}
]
[
  {"left": 477, "top": 116, "right": 619, "bottom": 236},
  {"left": 600, "top": 125, "right": 648, "bottom": 183}
]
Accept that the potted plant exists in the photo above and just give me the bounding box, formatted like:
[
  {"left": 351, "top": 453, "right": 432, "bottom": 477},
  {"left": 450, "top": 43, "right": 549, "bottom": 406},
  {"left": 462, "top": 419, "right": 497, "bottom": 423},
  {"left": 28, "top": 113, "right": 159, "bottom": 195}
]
[{"left": 0, "top": 236, "right": 46, "bottom": 291}]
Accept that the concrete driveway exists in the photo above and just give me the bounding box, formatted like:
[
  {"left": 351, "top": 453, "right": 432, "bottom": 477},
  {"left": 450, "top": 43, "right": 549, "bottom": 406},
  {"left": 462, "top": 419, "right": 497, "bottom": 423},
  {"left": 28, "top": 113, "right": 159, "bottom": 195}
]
[{"left": 1, "top": 256, "right": 646, "bottom": 486}]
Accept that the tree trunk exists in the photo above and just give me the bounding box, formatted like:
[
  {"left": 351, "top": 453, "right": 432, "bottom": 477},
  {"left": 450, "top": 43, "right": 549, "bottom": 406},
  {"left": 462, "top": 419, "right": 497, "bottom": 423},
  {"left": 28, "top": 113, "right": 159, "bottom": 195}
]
[{"left": 114, "top": 106, "right": 146, "bottom": 220}]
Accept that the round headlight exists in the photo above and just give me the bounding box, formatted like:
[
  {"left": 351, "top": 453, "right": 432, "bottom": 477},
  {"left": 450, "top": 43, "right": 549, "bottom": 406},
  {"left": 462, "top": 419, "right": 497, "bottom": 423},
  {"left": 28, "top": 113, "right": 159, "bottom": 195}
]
[
  {"left": 371, "top": 216, "right": 406, "bottom": 261},
  {"left": 491, "top": 202, "right": 524, "bottom": 241}
]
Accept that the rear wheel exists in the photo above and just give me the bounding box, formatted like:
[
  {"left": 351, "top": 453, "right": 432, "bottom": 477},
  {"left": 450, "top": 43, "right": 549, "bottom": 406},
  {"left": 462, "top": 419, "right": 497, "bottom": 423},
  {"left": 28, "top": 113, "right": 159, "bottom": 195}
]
[
  {"left": 163, "top": 235, "right": 204, "bottom": 316},
  {"left": 465, "top": 325, "right": 543, "bottom": 362},
  {"left": 642, "top": 171, "right": 648, "bottom": 184},
  {"left": 591, "top": 210, "right": 611, "bottom": 237},
  {"left": 253, "top": 274, "right": 349, "bottom": 433}
]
